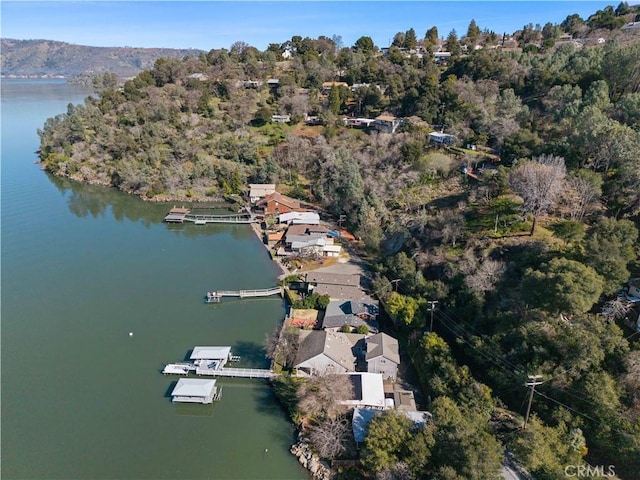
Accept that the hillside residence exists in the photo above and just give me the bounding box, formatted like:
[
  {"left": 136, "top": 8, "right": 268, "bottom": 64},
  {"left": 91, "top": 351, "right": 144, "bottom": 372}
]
[
  {"left": 237, "top": 80, "right": 264, "bottom": 88},
  {"left": 321, "top": 81, "right": 349, "bottom": 94},
  {"left": 339, "top": 372, "right": 387, "bottom": 410},
  {"left": 279, "top": 211, "right": 320, "bottom": 225},
  {"left": 366, "top": 333, "right": 400, "bottom": 380},
  {"left": 256, "top": 192, "right": 302, "bottom": 215},
  {"left": 373, "top": 114, "right": 403, "bottom": 134},
  {"left": 322, "top": 299, "right": 379, "bottom": 333},
  {"left": 294, "top": 330, "right": 365, "bottom": 375},
  {"left": 271, "top": 114, "right": 291, "bottom": 124},
  {"left": 433, "top": 51, "right": 452, "bottom": 64},
  {"left": 249, "top": 183, "right": 276, "bottom": 203},
  {"left": 171, "top": 378, "right": 219, "bottom": 404},
  {"left": 344, "top": 117, "right": 376, "bottom": 128},
  {"left": 187, "top": 73, "right": 208, "bottom": 81},
  {"left": 429, "top": 132, "right": 457, "bottom": 145}
]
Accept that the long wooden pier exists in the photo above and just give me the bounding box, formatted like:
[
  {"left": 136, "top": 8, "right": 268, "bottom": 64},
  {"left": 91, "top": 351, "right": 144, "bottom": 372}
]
[
  {"left": 205, "top": 287, "right": 283, "bottom": 303},
  {"left": 164, "top": 207, "right": 258, "bottom": 224},
  {"left": 184, "top": 213, "right": 258, "bottom": 224}
]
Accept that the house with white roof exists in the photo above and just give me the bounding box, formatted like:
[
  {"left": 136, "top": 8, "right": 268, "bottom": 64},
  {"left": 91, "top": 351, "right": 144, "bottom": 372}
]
[
  {"left": 171, "top": 378, "right": 220, "bottom": 404},
  {"left": 279, "top": 211, "right": 320, "bottom": 225},
  {"left": 429, "top": 131, "right": 457, "bottom": 145}
]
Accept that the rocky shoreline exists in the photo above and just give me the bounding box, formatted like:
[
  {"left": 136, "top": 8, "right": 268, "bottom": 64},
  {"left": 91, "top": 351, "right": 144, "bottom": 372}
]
[{"left": 290, "top": 433, "right": 333, "bottom": 480}]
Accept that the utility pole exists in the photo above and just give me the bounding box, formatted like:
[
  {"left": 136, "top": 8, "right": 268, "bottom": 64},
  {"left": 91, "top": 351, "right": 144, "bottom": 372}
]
[
  {"left": 427, "top": 300, "right": 438, "bottom": 331},
  {"left": 390, "top": 279, "right": 401, "bottom": 292},
  {"left": 523, "top": 374, "right": 543, "bottom": 430}
]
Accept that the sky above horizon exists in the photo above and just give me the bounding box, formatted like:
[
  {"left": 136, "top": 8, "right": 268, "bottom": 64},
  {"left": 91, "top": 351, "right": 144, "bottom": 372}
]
[{"left": 1, "top": 1, "right": 632, "bottom": 51}]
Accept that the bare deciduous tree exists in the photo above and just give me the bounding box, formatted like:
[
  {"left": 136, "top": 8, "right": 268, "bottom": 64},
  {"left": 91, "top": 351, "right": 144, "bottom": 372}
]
[
  {"left": 508, "top": 154, "right": 566, "bottom": 235},
  {"left": 297, "top": 373, "right": 354, "bottom": 419},
  {"left": 265, "top": 325, "right": 299, "bottom": 369},
  {"left": 465, "top": 258, "right": 506, "bottom": 295},
  {"left": 308, "top": 415, "right": 350, "bottom": 460}
]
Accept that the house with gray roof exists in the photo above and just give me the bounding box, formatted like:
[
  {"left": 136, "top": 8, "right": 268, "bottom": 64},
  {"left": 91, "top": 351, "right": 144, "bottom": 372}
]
[
  {"left": 366, "top": 333, "right": 400, "bottom": 380},
  {"left": 322, "top": 299, "right": 379, "bottom": 333},
  {"left": 294, "top": 330, "right": 365, "bottom": 376}
]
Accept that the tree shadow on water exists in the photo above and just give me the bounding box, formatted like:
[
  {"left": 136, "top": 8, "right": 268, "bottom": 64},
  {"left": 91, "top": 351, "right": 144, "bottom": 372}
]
[{"left": 233, "top": 340, "right": 269, "bottom": 368}]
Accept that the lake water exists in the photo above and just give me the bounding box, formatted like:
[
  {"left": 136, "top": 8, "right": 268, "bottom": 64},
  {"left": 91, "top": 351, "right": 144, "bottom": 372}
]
[{"left": 1, "top": 79, "right": 307, "bottom": 479}]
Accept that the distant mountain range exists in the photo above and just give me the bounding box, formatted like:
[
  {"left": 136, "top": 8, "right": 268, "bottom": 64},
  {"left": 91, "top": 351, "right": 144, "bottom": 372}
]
[{"left": 1, "top": 39, "right": 204, "bottom": 78}]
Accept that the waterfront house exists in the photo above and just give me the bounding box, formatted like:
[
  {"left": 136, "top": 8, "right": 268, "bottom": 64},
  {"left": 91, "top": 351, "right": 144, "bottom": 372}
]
[
  {"left": 249, "top": 183, "right": 276, "bottom": 203},
  {"left": 366, "top": 333, "right": 400, "bottom": 380},
  {"left": 373, "top": 114, "right": 403, "bottom": 134},
  {"left": 171, "top": 378, "right": 220, "bottom": 404},
  {"left": 256, "top": 192, "right": 302, "bottom": 215},
  {"left": 294, "top": 330, "right": 365, "bottom": 375}
]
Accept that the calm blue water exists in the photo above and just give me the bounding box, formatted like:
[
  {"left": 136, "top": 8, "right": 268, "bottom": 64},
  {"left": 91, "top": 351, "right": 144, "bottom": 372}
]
[{"left": 1, "top": 79, "right": 307, "bottom": 479}]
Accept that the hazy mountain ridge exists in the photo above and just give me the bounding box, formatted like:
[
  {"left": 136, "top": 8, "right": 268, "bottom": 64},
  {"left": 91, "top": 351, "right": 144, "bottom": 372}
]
[{"left": 1, "top": 39, "right": 204, "bottom": 78}]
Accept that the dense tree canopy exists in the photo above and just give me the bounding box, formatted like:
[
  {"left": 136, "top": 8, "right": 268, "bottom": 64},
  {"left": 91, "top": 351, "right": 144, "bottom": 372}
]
[{"left": 38, "top": 9, "right": 640, "bottom": 478}]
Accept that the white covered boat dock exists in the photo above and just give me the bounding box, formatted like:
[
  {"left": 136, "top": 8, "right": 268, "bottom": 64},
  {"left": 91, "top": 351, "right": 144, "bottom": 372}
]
[{"left": 171, "top": 378, "right": 221, "bottom": 404}]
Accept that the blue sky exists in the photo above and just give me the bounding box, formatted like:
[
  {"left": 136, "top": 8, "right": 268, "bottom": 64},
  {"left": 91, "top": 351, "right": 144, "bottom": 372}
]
[{"left": 1, "top": 1, "right": 629, "bottom": 51}]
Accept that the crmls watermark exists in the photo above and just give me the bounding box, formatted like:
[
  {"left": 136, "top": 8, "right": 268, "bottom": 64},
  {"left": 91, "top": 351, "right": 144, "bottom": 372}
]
[{"left": 564, "top": 465, "right": 616, "bottom": 477}]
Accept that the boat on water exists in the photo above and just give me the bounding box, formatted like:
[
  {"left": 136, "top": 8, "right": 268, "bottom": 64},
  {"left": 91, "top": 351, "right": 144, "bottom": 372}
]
[{"left": 163, "top": 363, "right": 197, "bottom": 375}]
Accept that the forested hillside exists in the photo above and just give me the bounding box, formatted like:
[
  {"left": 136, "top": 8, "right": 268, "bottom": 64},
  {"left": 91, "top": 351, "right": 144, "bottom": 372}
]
[
  {"left": 38, "top": 3, "right": 640, "bottom": 478},
  {"left": 0, "top": 38, "right": 203, "bottom": 78}
]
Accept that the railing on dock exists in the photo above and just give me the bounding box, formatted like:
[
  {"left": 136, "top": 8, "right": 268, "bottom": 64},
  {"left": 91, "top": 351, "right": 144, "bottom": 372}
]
[
  {"left": 205, "top": 287, "right": 283, "bottom": 303},
  {"left": 204, "top": 368, "right": 278, "bottom": 379},
  {"left": 164, "top": 207, "right": 258, "bottom": 224}
]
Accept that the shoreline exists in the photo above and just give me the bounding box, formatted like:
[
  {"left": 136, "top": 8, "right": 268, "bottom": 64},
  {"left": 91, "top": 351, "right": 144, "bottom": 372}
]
[{"left": 249, "top": 221, "right": 290, "bottom": 279}]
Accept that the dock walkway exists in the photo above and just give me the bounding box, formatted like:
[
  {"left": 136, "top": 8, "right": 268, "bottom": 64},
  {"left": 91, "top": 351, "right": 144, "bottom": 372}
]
[
  {"left": 164, "top": 207, "right": 258, "bottom": 224},
  {"left": 205, "top": 367, "right": 278, "bottom": 379},
  {"left": 205, "top": 287, "right": 283, "bottom": 303}
]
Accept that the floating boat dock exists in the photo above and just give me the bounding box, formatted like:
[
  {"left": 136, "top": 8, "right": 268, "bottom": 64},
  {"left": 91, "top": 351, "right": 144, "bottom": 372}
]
[
  {"left": 164, "top": 206, "right": 258, "bottom": 224},
  {"left": 164, "top": 346, "right": 276, "bottom": 379},
  {"left": 205, "top": 287, "right": 283, "bottom": 303}
]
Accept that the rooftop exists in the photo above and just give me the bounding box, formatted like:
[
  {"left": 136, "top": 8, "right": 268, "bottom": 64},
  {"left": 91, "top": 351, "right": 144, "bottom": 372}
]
[{"left": 190, "top": 346, "right": 231, "bottom": 360}]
